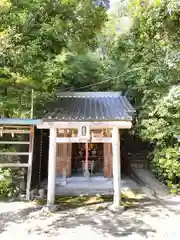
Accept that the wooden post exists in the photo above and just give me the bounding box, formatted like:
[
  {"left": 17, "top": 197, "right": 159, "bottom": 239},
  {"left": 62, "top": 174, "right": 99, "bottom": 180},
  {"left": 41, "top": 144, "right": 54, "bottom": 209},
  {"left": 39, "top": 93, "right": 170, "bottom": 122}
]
[
  {"left": 85, "top": 143, "right": 88, "bottom": 170},
  {"left": 47, "top": 128, "right": 57, "bottom": 206},
  {"left": 26, "top": 127, "right": 35, "bottom": 200},
  {"left": 112, "top": 127, "right": 121, "bottom": 207},
  {"left": 83, "top": 142, "right": 90, "bottom": 178},
  {"left": 30, "top": 89, "right": 34, "bottom": 119}
]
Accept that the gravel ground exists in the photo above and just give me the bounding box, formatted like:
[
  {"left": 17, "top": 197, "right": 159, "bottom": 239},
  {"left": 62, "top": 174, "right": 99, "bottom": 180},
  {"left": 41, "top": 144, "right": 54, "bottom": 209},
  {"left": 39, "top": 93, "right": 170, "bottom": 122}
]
[{"left": 0, "top": 198, "right": 180, "bottom": 240}]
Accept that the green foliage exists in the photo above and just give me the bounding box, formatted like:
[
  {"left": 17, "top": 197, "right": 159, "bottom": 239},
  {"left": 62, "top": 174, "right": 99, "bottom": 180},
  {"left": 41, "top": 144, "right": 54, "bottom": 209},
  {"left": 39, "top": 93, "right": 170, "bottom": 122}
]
[
  {"left": 167, "top": 182, "right": 180, "bottom": 194},
  {"left": 106, "top": 0, "right": 180, "bottom": 145},
  {"left": 0, "top": 0, "right": 107, "bottom": 117},
  {"left": 44, "top": 52, "right": 103, "bottom": 91},
  {"left": 101, "top": 1, "right": 180, "bottom": 187},
  {"left": 151, "top": 146, "right": 180, "bottom": 186},
  {"left": 2, "top": 0, "right": 180, "bottom": 190},
  {"left": 0, "top": 146, "right": 25, "bottom": 197},
  {"left": 0, "top": 168, "right": 18, "bottom": 197}
]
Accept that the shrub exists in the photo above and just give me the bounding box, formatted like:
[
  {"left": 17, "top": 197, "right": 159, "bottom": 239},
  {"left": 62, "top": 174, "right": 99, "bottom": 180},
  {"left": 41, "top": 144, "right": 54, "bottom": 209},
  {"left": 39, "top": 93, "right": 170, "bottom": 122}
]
[
  {"left": 0, "top": 148, "right": 25, "bottom": 198},
  {"left": 151, "top": 146, "right": 180, "bottom": 191},
  {"left": 0, "top": 168, "right": 19, "bottom": 197}
]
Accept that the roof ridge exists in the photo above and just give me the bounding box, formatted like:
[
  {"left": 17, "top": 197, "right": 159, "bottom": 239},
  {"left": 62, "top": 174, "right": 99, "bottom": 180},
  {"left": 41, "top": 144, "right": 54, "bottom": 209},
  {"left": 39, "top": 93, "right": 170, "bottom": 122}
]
[{"left": 56, "top": 92, "right": 122, "bottom": 98}]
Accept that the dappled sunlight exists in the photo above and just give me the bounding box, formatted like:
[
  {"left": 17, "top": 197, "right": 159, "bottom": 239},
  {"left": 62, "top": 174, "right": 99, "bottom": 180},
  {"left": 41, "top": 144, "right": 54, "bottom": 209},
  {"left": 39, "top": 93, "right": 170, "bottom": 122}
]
[{"left": 0, "top": 194, "right": 180, "bottom": 239}]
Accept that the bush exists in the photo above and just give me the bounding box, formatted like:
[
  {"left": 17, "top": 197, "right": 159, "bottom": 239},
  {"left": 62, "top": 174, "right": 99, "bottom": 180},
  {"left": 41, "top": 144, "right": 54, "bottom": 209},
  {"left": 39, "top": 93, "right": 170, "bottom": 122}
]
[
  {"left": 0, "top": 149, "right": 26, "bottom": 198},
  {"left": 151, "top": 146, "right": 180, "bottom": 192},
  {"left": 0, "top": 168, "right": 19, "bottom": 197}
]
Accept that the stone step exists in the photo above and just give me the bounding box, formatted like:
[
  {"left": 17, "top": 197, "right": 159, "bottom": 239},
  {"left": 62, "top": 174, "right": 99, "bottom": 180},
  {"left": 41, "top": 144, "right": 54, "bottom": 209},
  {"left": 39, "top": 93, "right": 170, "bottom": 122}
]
[
  {"left": 132, "top": 169, "right": 169, "bottom": 197},
  {"left": 55, "top": 189, "right": 114, "bottom": 196}
]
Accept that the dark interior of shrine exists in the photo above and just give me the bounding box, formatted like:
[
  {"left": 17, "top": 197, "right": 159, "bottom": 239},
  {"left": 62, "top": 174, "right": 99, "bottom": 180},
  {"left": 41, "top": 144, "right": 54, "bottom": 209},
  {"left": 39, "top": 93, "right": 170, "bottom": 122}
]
[{"left": 71, "top": 143, "right": 104, "bottom": 176}]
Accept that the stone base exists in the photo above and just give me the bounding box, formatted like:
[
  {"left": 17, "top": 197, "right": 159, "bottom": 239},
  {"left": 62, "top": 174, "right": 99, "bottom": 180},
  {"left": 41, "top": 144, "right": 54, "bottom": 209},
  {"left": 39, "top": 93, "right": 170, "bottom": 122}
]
[
  {"left": 39, "top": 189, "right": 45, "bottom": 198},
  {"left": 84, "top": 170, "right": 90, "bottom": 179},
  {"left": 61, "top": 180, "right": 67, "bottom": 186},
  {"left": 19, "top": 194, "right": 26, "bottom": 201},
  {"left": 42, "top": 205, "right": 57, "bottom": 213},
  {"left": 108, "top": 204, "right": 125, "bottom": 213}
]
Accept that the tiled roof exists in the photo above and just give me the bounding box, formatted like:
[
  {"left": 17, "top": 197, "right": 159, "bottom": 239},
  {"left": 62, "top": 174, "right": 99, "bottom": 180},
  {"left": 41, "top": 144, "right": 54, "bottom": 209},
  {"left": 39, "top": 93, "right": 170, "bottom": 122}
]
[{"left": 43, "top": 92, "right": 135, "bottom": 121}]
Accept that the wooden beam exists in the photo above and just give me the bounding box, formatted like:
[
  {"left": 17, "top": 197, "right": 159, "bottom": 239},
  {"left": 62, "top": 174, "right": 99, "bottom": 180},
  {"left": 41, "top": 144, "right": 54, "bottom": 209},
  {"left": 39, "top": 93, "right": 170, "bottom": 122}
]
[
  {"left": 0, "top": 130, "right": 30, "bottom": 134},
  {"left": 0, "top": 163, "right": 29, "bottom": 168},
  {"left": 56, "top": 137, "right": 112, "bottom": 143},
  {"left": 26, "top": 127, "right": 35, "bottom": 200},
  {"left": 0, "top": 141, "right": 30, "bottom": 145},
  {"left": 0, "top": 152, "right": 30, "bottom": 155},
  {"left": 90, "top": 137, "right": 112, "bottom": 143},
  {"left": 112, "top": 127, "right": 121, "bottom": 207},
  {"left": 0, "top": 125, "right": 31, "bottom": 129},
  {"left": 37, "top": 121, "right": 132, "bottom": 130}
]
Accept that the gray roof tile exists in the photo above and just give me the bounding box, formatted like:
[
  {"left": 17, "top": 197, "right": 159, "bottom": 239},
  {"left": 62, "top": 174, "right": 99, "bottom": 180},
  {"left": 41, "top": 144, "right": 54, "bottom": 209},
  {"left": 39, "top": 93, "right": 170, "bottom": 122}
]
[{"left": 43, "top": 92, "right": 135, "bottom": 121}]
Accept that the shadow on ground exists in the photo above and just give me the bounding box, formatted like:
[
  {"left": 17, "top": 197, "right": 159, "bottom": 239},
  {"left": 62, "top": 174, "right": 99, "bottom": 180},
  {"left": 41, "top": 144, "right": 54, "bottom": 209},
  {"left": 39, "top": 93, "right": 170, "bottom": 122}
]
[
  {"left": 0, "top": 197, "right": 168, "bottom": 238},
  {"left": 0, "top": 202, "right": 42, "bottom": 234}
]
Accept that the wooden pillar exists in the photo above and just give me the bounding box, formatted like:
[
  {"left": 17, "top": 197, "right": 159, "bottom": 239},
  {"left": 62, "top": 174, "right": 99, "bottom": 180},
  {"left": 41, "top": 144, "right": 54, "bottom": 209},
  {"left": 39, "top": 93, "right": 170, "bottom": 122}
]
[
  {"left": 26, "top": 126, "right": 35, "bottom": 200},
  {"left": 112, "top": 127, "right": 121, "bottom": 207},
  {"left": 47, "top": 128, "right": 57, "bottom": 206},
  {"left": 85, "top": 143, "right": 89, "bottom": 170}
]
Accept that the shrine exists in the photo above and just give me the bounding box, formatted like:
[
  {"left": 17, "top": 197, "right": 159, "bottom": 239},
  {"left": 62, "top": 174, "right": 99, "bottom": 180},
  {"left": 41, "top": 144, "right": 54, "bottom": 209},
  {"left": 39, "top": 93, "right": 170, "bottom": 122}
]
[
  {"left": 37, "top": 91, "right": 135, "bottom": 207},
  {"left": 0, "top": 91, "right": 135, "bottom": 208}
]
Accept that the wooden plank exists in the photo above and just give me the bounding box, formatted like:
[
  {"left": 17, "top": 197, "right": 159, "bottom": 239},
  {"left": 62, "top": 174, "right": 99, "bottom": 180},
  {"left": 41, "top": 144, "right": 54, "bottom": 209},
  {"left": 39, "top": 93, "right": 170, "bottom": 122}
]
[
  {"left": 0, "top": 152, "right": 30, "bottom": 155},
  {"left": 0, "top": 141, "right": 30, "bottom": 145},
  {"left": 56, "top": 137, "right": 112, "bottom": 143},
  {"left": 0, "top": 125, "right": 31, "bottom": 129},
  {"left": 0, "top": 163, "right": 29, "bottom": 168},
  {"left": 37, "top": 121, "right": 132, "bottom": 130},
  {"left": 26, "top": 127, "right": 35, "bottom": 200},
  {"left": 90, "top": 137, "right": 112, "bottom": 143},
  {"left": 0, "top": 130, "right": 30, "bottom": 134}
]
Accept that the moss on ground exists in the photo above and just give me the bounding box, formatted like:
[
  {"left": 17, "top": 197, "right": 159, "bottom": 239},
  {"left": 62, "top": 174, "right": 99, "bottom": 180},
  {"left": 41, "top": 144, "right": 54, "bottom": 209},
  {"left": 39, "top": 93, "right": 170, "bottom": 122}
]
[{"left": 33, "top": 193, "right": 139, "bottom": 210}]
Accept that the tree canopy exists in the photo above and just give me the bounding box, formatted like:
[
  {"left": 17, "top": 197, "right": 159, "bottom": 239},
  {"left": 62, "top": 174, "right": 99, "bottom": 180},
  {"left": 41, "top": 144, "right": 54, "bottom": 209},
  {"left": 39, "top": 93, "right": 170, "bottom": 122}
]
[
  {"left": 1, "top": 0, "right": 180, "bottom": 147},
  {"left": 99, "top": 0, "right": 180, "bottom": 187},
  {"left": 0, "top": 0, "right": 107, "bottom": 117},
  {"left": 2, "top": 0, "right": 180, "bottom": 186},
  {"left": 105, "top": 0, "right": 180, "bottom": 144}
]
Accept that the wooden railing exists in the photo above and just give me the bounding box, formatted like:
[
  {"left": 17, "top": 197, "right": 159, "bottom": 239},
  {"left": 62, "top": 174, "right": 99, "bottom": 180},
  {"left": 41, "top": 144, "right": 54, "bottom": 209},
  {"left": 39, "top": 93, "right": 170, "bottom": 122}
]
[{"left": 0, "top": 125, "right": 35, "bottom": 200}]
